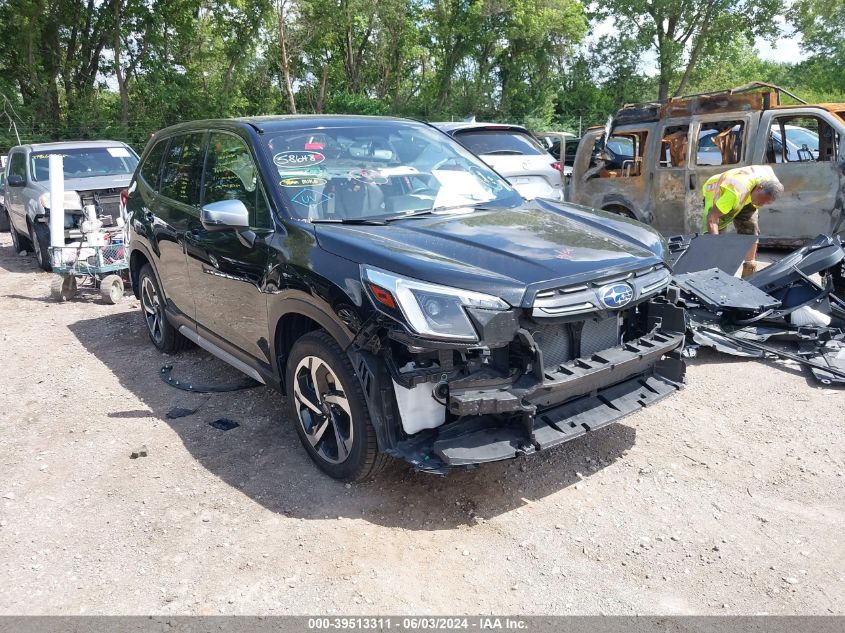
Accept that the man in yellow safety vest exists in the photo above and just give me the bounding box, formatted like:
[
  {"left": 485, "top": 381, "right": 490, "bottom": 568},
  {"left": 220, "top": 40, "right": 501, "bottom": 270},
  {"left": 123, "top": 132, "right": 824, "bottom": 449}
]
[{"left": 702, "top": 165, "right": 784, "bottom": 277}]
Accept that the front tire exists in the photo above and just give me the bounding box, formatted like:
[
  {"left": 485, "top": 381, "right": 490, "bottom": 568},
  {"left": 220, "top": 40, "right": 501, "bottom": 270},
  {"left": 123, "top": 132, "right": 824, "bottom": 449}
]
[
  {"left": 138, "top": 263, "right": 190, "bottom": 353},
  {"left": 28, "top": 221, "right": 51, "bottom": 271},
  {"left": 285, "top": 330, "right": 387, "bottom": 481}
]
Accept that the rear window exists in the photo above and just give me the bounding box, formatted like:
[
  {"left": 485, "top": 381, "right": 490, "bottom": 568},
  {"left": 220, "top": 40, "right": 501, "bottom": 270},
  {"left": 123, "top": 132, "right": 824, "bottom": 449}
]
[
  {"left": 29, "top": 147, "right": 138, "bottom": 182},
  {"left": 455, "top": 129, "right": 546, "bottom": 156}
]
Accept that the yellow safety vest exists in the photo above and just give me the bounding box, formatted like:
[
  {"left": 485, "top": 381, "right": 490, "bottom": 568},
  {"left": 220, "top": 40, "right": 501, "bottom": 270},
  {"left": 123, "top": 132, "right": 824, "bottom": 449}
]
[{"left": 701, "top": 165, "right": 779, "bottom": 232}]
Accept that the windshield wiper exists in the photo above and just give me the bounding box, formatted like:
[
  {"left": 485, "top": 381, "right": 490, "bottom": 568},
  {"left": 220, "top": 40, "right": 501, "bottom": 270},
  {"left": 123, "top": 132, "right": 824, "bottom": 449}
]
[
  {"left": 383, "top": 204, "right": 494, "bottom": 222},
  {"left": 310, "top": 218, "right": 388, "bottom": 225}
]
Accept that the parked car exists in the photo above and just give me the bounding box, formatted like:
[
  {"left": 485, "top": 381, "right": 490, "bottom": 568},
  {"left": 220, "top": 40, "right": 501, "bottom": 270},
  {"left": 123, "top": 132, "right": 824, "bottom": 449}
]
[
  {"left": 2, "top": 141, "right": 139, "bottom": 270},
  {"left": 771, "top": 124, "right": 819, "bottom": 162},
  {"left": 126, "top": 115, "right": 685, "bottom": 481},
  {"left": 569, "top": 84, "right": 845, "bottom": 243},
  {"left": 536, "top": 131, "right": 574, "bottom": 176},
  {"left": 434, "top": 122, "right": 564, "bottom": 200}
]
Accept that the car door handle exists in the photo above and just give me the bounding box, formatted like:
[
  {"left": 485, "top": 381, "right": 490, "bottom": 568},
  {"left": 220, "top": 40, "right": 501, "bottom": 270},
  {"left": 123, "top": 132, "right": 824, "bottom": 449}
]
[{"left": 689, "top": 174, "right": 696, "bottom": 191}]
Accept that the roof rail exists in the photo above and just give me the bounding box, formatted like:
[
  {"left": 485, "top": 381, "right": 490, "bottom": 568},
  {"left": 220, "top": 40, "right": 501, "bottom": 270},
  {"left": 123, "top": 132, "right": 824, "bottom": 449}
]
[{"left": 673, "top": 82, "right": 808, "bottom": 105}]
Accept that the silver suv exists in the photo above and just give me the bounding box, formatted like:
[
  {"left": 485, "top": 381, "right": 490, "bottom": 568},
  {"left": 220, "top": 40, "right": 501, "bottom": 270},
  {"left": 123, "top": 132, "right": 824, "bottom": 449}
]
[{"left": 3, "top": 141, "right": 138, "bottom": 270}]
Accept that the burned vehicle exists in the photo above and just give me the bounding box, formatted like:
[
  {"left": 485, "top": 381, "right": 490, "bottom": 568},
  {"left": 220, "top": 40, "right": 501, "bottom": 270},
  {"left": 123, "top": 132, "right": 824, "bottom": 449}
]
[
  {"left": 2, "top": 141, "right": 139, "bottom": 270},
  {"left": 569, "top": 83, "right": 845, "bottom": 244},
  {"left": 127, "top": 116, "right": 685, "bottom": 480}
]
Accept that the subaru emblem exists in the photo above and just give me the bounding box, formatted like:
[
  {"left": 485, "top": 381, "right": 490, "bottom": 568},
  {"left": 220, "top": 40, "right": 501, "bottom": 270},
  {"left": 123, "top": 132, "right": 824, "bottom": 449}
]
[{"left": 599, "top": 283, "right": 634, "bottom": 309}]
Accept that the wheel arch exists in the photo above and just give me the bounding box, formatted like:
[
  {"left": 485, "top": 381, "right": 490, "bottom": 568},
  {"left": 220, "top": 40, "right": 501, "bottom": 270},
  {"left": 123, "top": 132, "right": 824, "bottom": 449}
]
[
  {"left": 129, "top": 244, "right": 155, "bottom": 300},
  {"left": 270, "top": 295, "right": 356, "bottom": 389},
  {"left": 601, "top": 193, "right": 642, "bottom": 221}
]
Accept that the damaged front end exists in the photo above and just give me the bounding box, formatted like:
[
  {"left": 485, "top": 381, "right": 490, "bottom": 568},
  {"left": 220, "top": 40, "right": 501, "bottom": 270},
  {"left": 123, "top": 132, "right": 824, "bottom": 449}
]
[{"left": 350, "top": 265, "right": 686, "bottom": 473}]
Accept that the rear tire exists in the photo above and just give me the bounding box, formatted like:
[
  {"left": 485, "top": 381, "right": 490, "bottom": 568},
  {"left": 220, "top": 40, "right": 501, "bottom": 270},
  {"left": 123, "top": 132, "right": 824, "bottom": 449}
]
[
  {"left": 0, "top": 208, "right": 9, "bottom": 232},
  {"left": 9, "top": 218, "right": 29, "bottom": 253},
  {"left": 138, "top": 263, "right": 190, "bottom": 353},
  {"left": 285, "top": 330, "right": 388, "bottom": 481},
  {"left": 603, "top": 205, "right": 636, "bottom": 220},
  {"left": 28, "top": 221, "right": 51, "bottom": 271}
]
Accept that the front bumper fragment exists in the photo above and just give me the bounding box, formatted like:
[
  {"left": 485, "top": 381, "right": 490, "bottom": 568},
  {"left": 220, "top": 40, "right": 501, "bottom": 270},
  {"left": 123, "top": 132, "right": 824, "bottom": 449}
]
[
  {"left": 434, "top": 373, "right": 680, "bottom": 466},
  {"left": 386, "top": 321, "right": 685, "bottom": 473},
  {"left": 447, "top": 329, "right": 684, "bottom": 417}
]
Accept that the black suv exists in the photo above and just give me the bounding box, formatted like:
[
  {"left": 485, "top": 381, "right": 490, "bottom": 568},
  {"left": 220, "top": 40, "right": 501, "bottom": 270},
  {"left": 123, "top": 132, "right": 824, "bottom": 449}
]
[{"left": 127, "top": 115, "right": 685, "bottom": 481}]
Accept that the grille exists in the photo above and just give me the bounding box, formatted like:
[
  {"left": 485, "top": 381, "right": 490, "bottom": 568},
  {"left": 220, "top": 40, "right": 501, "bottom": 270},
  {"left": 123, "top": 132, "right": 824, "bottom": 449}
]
[{"left": 531, "top": 315, "right": 621, "bottom": 371}]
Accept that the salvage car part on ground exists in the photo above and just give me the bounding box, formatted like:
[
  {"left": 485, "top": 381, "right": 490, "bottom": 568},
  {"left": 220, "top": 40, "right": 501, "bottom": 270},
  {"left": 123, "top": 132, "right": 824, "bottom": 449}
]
[
  {"left": 159, "top": 365, "right": 260, "bottom": 394},
  {"left": 673, "top": 234, "right": 845, "bottom": 386}
]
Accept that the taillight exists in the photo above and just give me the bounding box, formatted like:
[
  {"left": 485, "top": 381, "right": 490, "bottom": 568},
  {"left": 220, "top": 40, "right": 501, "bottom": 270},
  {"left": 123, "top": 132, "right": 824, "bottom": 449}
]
[
  {"left": 119, "top": 189, "right": 129, "bottom": 210},
  {"left": 551, "top": 162, "right": 563, "bottom": 172}
]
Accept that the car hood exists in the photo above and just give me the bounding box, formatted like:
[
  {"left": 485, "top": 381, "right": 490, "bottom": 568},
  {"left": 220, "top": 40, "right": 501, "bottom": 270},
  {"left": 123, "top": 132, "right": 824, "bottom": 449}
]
[
  {"left": 314, "top": 199, "right": 668, "bottom": 306},
  {"left": 31, "top": 174, "right": 133, "bottom": 194}
]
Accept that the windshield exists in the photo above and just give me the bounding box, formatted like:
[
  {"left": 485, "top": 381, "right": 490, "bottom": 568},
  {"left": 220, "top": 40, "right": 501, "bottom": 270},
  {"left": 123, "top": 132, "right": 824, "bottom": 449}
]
[
  {"left": 30, "top": 147, "right": 139, "bottom": 182},
  {"left": 262, "top": 122, "right": 522, "bottom": 221},
  {"left": 455, "top": 129, "right": 546, "bottom": 156}
]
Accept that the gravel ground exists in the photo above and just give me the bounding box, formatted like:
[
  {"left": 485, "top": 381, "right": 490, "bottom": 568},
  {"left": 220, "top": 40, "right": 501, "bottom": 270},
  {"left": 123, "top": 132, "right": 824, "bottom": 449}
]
[{"left": 0, "top": 233, "right": 843, "bottom": 615}]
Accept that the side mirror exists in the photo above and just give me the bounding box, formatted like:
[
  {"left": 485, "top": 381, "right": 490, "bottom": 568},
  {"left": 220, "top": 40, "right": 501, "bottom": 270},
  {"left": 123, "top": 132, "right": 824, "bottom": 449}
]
[
  {"left": 201, "top": 199, "right": 250, "bottom": 231},
  {"left": 7, "top": 174, "right": 25, "bottom": 187},
  {"left": 200, "top": 199, "right": 256, "bottom": 248}
]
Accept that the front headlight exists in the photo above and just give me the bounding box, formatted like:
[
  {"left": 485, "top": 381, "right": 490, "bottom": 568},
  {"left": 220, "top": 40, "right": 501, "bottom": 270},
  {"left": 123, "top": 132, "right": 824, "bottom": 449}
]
[
  {"left": 362, "top": 266, "right": 509, "bottom": 341},
  {"left": 38, "top": 191, "right": 83, "bottom": 212}
]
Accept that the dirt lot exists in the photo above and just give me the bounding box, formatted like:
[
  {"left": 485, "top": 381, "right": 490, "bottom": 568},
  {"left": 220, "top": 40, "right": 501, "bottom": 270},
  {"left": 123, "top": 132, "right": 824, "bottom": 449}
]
[{"left": 0, "top": 232, "right": 843, "bottom": 615}]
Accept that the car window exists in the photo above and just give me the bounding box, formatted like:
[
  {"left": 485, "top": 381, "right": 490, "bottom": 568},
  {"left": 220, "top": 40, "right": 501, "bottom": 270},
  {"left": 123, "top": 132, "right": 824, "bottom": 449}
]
[
  {"left": 695, "top": 121, "right": 745, "bottom": 166},
  {"left": 29, "top": 147, "right": 138, "bottom": 182},
  {"left": 454, "top": 129, "right": 546, "bottom": 156},
  {"left": 140, "top": 139, "right": 169, "bottom": 191},
  {"left": 204, "top": 132, "right": 272, "bottom": 229},
  {"left": 766, "top": 116, "right": 837, "bottom": 163},
  {"left": 261, "top": 121, "right": 521, "bottom": 221},
  {"left": 160, "top": 132, "right": 207, "bottom": 206},
  {"left": 586, "top": 131, "right": 647, "bottom": 178},
  {"left": 8, "top": 152, "right": 26, "bottom": 180},
  {"left": 659, "top": 125, "right": 689, "bottom": 168},
  {"left": 564, "top": 139, "right": 580, "bottom": 166}
]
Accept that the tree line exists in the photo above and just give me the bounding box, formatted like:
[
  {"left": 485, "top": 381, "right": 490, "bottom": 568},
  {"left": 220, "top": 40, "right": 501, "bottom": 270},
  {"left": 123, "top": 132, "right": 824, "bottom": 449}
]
[{"left": 0, "top": 0, "right": 842, "bottom": 151}]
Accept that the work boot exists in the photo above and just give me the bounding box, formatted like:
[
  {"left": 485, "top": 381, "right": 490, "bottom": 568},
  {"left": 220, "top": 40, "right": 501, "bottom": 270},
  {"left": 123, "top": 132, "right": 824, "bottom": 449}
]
[{"left": 741, "top": 260, "right": 758, "bottom": 279}]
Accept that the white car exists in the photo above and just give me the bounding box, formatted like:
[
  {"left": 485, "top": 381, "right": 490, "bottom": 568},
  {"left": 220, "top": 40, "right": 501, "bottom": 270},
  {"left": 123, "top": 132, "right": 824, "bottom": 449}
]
[
  {"left": 697, "top": 124, "right": 820, "bottom": 165},
  {"left": 770, "top": 124, "right": 819, "bottom": 162},
  {"left": 434, "top": 122, "right": 564, "bottom": 200}
]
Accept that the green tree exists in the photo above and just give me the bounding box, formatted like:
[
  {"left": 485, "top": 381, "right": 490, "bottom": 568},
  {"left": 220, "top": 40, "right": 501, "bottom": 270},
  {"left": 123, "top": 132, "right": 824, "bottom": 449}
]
[{"left": 595, "top": 0, "right": 784, "bottom": 101}]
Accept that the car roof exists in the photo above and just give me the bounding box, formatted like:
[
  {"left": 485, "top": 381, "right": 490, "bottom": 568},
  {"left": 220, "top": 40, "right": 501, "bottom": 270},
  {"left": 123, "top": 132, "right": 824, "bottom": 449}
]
[
  {"left": 153, "top": 114, "right": 417, "bottom": 137},
  {"left": 11, "top": 140, "right": 132, "bottom": 152},
  {"left": 431, "top": 121, "right": 531, "bottom": 134}
]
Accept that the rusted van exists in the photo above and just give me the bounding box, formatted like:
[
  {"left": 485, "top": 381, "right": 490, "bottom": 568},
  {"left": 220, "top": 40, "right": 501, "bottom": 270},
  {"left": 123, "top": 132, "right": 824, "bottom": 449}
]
[{"left": 569, "top": 84, "right": 845, "bottom": 243}]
